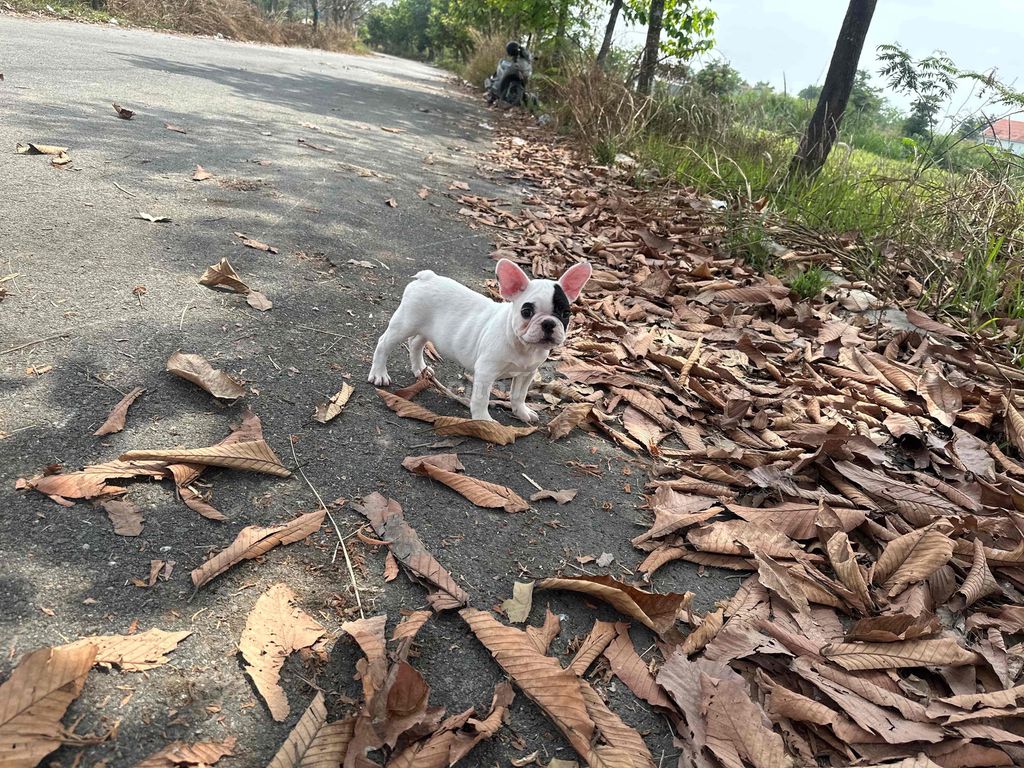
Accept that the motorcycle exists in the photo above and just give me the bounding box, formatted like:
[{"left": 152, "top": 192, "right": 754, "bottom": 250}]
[{"left": 485, "top": 41, "right": 533, "bottom": 108}]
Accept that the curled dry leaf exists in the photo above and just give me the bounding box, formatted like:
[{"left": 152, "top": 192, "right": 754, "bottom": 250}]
[
  {"left": 239, "top": 583, "right": 325, "bottom": 721},
  {"left": 536, "top": 574, "right": 690, "bottom": 639},
  {"left": 0, "top": 644, "right": 96, "bottom": 768},
  {"left": 199, "top": 258, "right": 249, "bottom": 294},
  {"left": 62, "top": 628, "right": 191, "bottom": 671},
  {"left": 352, "top": 493, "right": 469, "bottom": 610},
  {"left": 93, "top": 386, "right": 145, "bottom": 436},
  {"left": 136, "top": 211, "right": 170, "bottom": 223},
  {"left": 502, "top": 581, "right": 535, "bottom": 624},
  {"left": 135, "top": 737, "right": 237, "bottom": 768},
  {"left": 192, "top": 164, "right": 213, "bottom": 181},
  {"left": 405, "top": 460, "right": 529, "bottom": 513},
  {"left": 166, "top": 351, "right": 246, "bottom": 400},
  {"left": 17, "top": 459, "right": 167, "bottom": 502},
  {"left": 165, "top": 123, "right": 187, "bottom": 134},
  {"left": 872, "top": 525, "right": 954, "bottom": 598},
  {"left": 401, "top": 453, "right": 464, "bottom": 473},
  {"left": 950, "top": 538, "right": 1001, "bottom": 610},
  {"left": 568, "top": 620, "right": 618, "bottom": 676},
  {"left": 432, "top": 415, "right": 536, "bottom": 445},
  {"left": 99, "top": 497, "right": 145, "bottom": 536},
  {"left": 121, "top": 439, "right": 290, "bottom": 478},
  {"left": 377, "top": 388, "right": 440, "bottom": 423},
  {"left": 191, "top": 509, "right": 325, "bottom": 589},
  {"left": 547, "top": 403, "right": 593, "bottom": 440},
  {"left": 112, "top": 102, "right": 135, "bottom": 119},
  {"left": 16, "top": 142, "right": 68, "bottom": 155},
  {"left": 266, "top": 692, "right": 355, "bottom": 768},
  {"left": 602, "top": 623, "right": 675, "bottom": 710},
  {"left": 530, "top": 488, "right": 578, "bottom": 504},
  {"left": 313, "top": 383, "right": 354, "bottom": 423},
  {"left": 235, "top": 231, "right": 279, "bottom": 253},
  {"left": 383, "top": 550, "right": 400, "bottom": 582}
]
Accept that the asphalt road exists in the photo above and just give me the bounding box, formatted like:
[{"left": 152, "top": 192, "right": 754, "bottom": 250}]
[{"left": 0, "top": 16, "right": 722, "bottom": 766}]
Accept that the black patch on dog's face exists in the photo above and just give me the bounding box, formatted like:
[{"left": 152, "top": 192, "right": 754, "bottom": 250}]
[{"left": 552, "top": 284, "right": 571, "bottom": 329}]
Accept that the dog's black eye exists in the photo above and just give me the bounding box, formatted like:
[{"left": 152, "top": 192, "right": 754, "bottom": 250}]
[{"left": 521, "top": 303, "right": 535, "bottom": 319}]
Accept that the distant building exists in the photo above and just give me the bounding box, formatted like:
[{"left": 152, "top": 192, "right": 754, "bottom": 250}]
[{"left": 980, "top": 118, "right": 1024, "bottom": 155}]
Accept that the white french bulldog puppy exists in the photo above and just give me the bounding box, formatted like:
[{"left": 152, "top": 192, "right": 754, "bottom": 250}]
[{"left": 368, "top": 259, "right": 592, "bottom": 423}]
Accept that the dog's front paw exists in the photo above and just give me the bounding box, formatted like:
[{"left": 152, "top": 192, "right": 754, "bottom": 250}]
[
  {"left": 368, "top": 369, "right": 392, "bottom": 387},
  {"left": 513, "top": 405, "right": 540, "bottom": 424}
]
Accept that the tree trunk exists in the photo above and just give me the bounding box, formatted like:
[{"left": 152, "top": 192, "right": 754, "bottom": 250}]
[
  {"left": 636, "top": 0, "right": 665, "bottom": 97},
  {"left": 553, "top": 0, "right": 570, "bottom": 62},
  {"left": 789, "top": 0, "right": 877, "bottom": 177},
  {"left": 311, "top": 0, "right": 319, "bottom": 31},
  {"left": 596, "top": 0, "right": 623, "bottom": 68}
]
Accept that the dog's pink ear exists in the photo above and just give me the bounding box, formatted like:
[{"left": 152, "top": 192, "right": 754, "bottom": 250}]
[
  {"left": 558, "top": 261, "right": 592, "bottom": 301},
  {"left": 496, "top": 258, "right": 530, "bottom": 298}
]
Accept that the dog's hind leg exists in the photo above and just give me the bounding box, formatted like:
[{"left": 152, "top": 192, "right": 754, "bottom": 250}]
[
  {"left": 408, "top": 334, "right": 432, "bottom": 378},
  {"left": 368, "top": 311, "right": 414, "bottom": 386}
]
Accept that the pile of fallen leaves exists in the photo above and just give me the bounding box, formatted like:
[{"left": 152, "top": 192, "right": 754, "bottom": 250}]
[{"left": 434, "top": 129, "right": 1024, "bottom": 766}]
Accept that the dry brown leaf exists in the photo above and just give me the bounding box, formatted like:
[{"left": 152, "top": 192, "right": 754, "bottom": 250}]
[
  {"left": 919, "top": 367, "right": 962, "bottom": 427},
  {"left": 94, "top": 386, "right": 145, "bottom": 436},
  {"left": 502, "top": 581, "right": 534, "bottom": 624},
  {"left": 826, "top": 532, "right": 873, "bottom": 613},
  {"left": 950, "top": 537, "right": 1001, "bottom": 610},
  {"left": 1003, "top": 397, "right": 1024, "bottom": 455},
  {"left": 621, "top": 406, "right": 666, "bottom": 450},
  {"left": 687, "top": 519, "right": 805, "bottom": 560},
  {"left": 135, "top": 737, "right": 237, "bottom": 768},
  {"left": 191, "top": 164, "right": 213, "bottom": 181},
  {"left": 383, "top": 550, "right": 400, "bottom": 582},
  {"left": 568, "top": 620, "right": 618, "bottom": 676},
  {"left": 845, "top": 614, "right": 940, "bottom": 642},
  {"left": 548, "top": 403, "right": 594, "bottom": 440},
  {"left": 405, "top": 460, "right": 529, "bottom": 513},
  {"left": 121, "top": 439, "right": 290, "bottom": 477},
  {"left": 99, "top": 497, "right": 145, "bottom": 536},
  {"left": 401, "top": 453, "right": 465, "bottom": 473},
  {"left": 266, "top": 693, "right": 354, "bottom": 768},
  {"left": 703, "top": 670, "right": 795, "bottom": 768},
  {"left": 235, "top": 231, "right": 279, "bottom": 253},
  {"left": 391, "top": 610, "right": 433, "bottom": 661},
  {"left": 376, "top": 388, "right": 440, "bottom": 423},
  {"left": 0, "top": 644, "right": 96, "bottom": 768},
  {"left": 112, "top": 102, "right": 135, "bottom": 119},
  {"left": 313, "top": 383, "right": 354, "bottom": 423},
  {"left": 530, "top": 488, "right": 578, "bottom": 504},
  {"left": 246, "top": 290, "right": 273, "bottom": 311},
  {"left": 239, "top": 584, "right": 325, "bottom": 721},
  {"left": 432, "top": 416, "right": 537, "bottom": 445},
  {"left": 536, "top": 574, "right": 689, "bottom": 639},
  {"left": 822, "top": 637, "right": 979, "bottom": 670},
  {"left": 904, "top": 307, "right": 967, "bottom": 338},
  {"left": 726, "top": 501, "right": 864, "bottom": 541},
  {"left": 353, "top": 493, "right": 469, "bottom": 610},
  {"left": 602, "top": 623, "right": 674, "bottom": 710},
  {"left": 341, "top": 615, "right": 388, "bottom": 702},
  {"left": 166, "top": 351, "right": 246, "bottom": 400},
  {"left": 62, "top": 628, "right": 191, "bottom": 671},
  {"left": 136, "top": 211, "right": 170, "bottom": 223},
  {"left": 461, "top": 608, "right": 595, "bottom": 758},
  {"left": 191, "top": 509, "right": 325, "bottom": 588},
  {"left": 872, "top": 525, "right": 954, "bottom": 598},
  {"left": 678, "top": 607, "right": 724, "bottom": 656},
  {"left": 165, "top": 123, "right": 187, "bottom": 134},
  {"left": 17, "top": 459, "right": 167, "bottom": 502},
  {"left": 199, "top": 257, "right": 249, "bottom": 293},
  {"left": 16, "top": 142, "right": 68, "bottom": 155}
]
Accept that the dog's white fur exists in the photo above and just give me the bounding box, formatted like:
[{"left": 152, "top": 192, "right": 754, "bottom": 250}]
[{"left": 368, "top": 259, "right": 592, "bottom": 422}]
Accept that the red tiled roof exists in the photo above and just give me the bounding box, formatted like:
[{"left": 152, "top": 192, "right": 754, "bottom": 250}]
[{"left": 983, "top": 118, "right": 1024, "bottom": 143}]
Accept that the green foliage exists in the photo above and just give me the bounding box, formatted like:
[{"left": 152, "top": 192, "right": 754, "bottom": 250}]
[
  {"left": 623, "top": 0, "right": 714, "bottom": 60},
  {"left": 693, "top": 60, "right": 743, "bottom": 97},
  {"left": 797, "top": 84, "right": 821, "bottom": 101},
  {"left": 789, "top": 266, "right": 829, "bottom": 299}
]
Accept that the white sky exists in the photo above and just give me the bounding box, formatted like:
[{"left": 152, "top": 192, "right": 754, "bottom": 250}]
[{"left": 617, "top": 0, "right": 1024, "bottom": 116}]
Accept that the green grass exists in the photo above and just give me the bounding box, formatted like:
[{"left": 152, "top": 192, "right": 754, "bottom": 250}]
[{"left": 789, "top": 266, "right": 829, "bottom": 299}]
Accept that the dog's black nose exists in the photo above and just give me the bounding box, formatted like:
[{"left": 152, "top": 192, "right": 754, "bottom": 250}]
[{"left": 541, "top": 319, "right": 556, "bottom": 335}]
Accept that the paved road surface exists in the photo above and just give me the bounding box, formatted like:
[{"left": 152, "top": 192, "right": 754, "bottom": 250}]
[{"left": 0, "top": 15, "right": 717, "bottom": 766}]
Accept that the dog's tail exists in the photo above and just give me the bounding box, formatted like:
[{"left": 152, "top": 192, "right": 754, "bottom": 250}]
[{"left": 413, "top": 270, "right": 437, "bottom": 281}]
